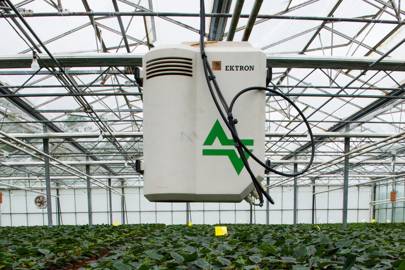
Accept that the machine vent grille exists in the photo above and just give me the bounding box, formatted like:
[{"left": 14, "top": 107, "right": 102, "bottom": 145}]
[{"left": 146, "top": 57, "right": 193, "bottom": 79}]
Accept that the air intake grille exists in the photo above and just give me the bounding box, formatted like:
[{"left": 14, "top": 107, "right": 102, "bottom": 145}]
[{"left": 145, "top": 57, "right": 193, "bottom": 80}]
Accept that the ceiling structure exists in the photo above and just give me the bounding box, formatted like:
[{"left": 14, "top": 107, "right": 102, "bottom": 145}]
[{"left": 0, "top": 0, "right": 403, "bottom": 195}]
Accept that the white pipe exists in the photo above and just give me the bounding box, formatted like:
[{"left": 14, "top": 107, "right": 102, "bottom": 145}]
[
  {"left": 0, "top": 131, "right": 398, "bottom": 139},
  {"left": 314, "top": 174, "right": 405, "bottom": 195},
  {"left": 0, "top": 131, "right": 122, "bottom": 195},
  {"left": 3, "top": 159, "right": 405, "bottom": 166},
  {"left": 269, "top": 130, "right": 405, "bottom": 188},
  {"left": 0, "top": 182, "right": 59, "bottom": 197},
  {"left": 370, "top": 197, "right": 405, "bottom": 206}
]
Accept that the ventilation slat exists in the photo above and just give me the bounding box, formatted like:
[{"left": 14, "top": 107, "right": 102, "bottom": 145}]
[
  {"left": 146, "top": 64, "right": 192, "bottom": 73},
  {"left": 147, "top": 68, "right": 192, "bottom": 77},
  {"left": 145, "top": 57, "right": 193, "bottom": 80},
  {"left": 146, "top": 61, "right": 192, "bottom": 69},
  {"left": 146, "top": 72, "right": 193, "bottom": 80},
  {"left": 146, "top": 56, "right": 192, "bottom": 64}
]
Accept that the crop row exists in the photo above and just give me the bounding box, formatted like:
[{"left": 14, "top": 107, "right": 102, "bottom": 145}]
[{"left": 0, "top": 223, "right": 404, "bottom": 269}]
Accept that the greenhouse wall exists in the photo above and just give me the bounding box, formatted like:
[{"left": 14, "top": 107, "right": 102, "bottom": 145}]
[
  {"left": 375, "top": 182, "right": 405, "bottom": 223},
  {"left": 0, "top": 185, "right": 372, "bottom": 226}
]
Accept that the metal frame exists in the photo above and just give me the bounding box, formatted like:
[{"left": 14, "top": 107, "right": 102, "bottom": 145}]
[{"left": 0, "top": 0, "right": 404, "bottom": 225}]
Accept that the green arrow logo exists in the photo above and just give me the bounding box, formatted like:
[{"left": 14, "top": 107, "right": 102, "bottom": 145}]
[{"left": 202, "top": 120, "right": 254, "bottom": 175}]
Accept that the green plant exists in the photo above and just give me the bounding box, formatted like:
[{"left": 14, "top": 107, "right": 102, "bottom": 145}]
[{"left": 0, "top": 223, "right": 404, "bottom": 270}]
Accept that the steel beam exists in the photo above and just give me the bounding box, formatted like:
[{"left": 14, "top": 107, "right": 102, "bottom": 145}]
[
  {"left": 293, "top": 160, "right": 298, "bottom": 224},
  {"left": 108, "top": 178, "right": 113, "bottom": 225},
  {"left": 208, "top": 0, "right": 232, "bottom": 41},
  {"left": 1, "top": 11, "right": 403, "bottom": 25},
  {"left": 280, "top": 84, "right": 405, "bottom": 163},
  {"left": 242, "top": 0, "right": 263, "bottom": 41},
  {"left": 267, "top": 55, "right": 405, "bottom": 71},
  {"left": 43, "top": 137, "right": 53, "bottom": 226},
  {"left": 0, "top": 83, "right": 118, "bottom": 176},
  {"left": 0, "top": 54, "right": 404, "bottom": 71},
  {"left": 55, "top": 182, "right": 61, "bottom": 225},
  {"left": 0, "top": 131, "right": 399, "bottom": 140},
  {"left": 391, "top": 153, "right": 396, "bottom": 223},
  {"left": 371, "top": 183, "right": 376, "bottom": 221},
  {"left": 265, "top": 160, "right": 270, "bottom": 224},
  {"left": 186, "top": 202, "right": 191, "bottom": 225},
  {"left": 120, "top": 179, "right": 126, "bottom": 224},
  {"left": 112, "top": 0, "right": 131, "bottom": 52},
  {"left": 81, "top": 0, "right": 107, "bottom": 52},
  {"left": 311, "top": 178, "right": 316, "bottom": 224},
  {"left": 86, "top": 159, "right": 92, "bottom": 225},
  {"left": 2, "top": 90, "right": 405, "bottom": 99},
  {"left": 343, "top": 136, "right": 350, "bottom": 226},
  {"left": 249, "top": 203, "right": 253, "bottom": 224},
  {"left": 227, "top": 0, "right": 244, "bottom": 41},
  {"left": 0, "top": 173, "right": 401, "bottom": 179}
]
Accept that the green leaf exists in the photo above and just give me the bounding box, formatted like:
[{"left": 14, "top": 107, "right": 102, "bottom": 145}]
[
  {"left": 137, "top": 263, "right": 150, "bottom": 270},
  {"left": 294, "top": 246, "right": 307, "bottom": 258},
  {"left": 112, "top": 261, "right": 132, "bottom": 270},
  {"left": 292, "top": 265, "right": 310, "bottom": 270},
  {"left": 15, "top": 247, "right": 30, "bottom": 256},
  {"left": 170, "top": 251, "right": 184, "bottom": 263},
  {"left": 144, "top": 250, "right": 163, "bottom": 261},
  {"left": 343, "top": 254, "right": 356, "bottom": 270},
  {"left": 397, "top": 260, "right": 405, "bottom": 270},
  {"left": 249, "top": 255, "right": 261, "bottom": 264},
  {"left": 194, "top": 258, "right": 211, "bottom": 269},
  {"left": 260, "top": 243, "right": 277, "bottom": 255},
  {"left": 281, "top": 256, "right": 296, "bottom": 263},
  {"left": 183, "top": 248, "right": 198, "bottom": 262},
  {"left": 306, "top": 245, "right": 316, "bottom": 256},
  {"left": 243, "top": 266, "right": 259, "bottom": 270},
  {"left": 37, "top": 248, "right": 50, "bottom": 256},
  {"left": 217, "top": 256, "right": 231, "bottom": 266}
]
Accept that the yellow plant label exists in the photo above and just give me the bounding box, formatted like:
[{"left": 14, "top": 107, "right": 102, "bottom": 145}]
[
  {"left": 112, "top": 220, "right": 120, "bottom": 226},
  {"left": 215, "top": 226, "right": 228, "bottom": 236}
]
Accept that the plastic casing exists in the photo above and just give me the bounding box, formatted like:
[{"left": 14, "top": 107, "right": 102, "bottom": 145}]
[{"left": 143, "top": 42, "right": 266, "bottom": 202}]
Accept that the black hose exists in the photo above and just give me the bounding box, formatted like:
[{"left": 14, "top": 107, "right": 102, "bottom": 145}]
[
  {"left": 228, "top": 87, "right": 315, "bottom": 177},
  {"left": 199, "top": 0, "right": 271, "bottom": 206},
  {"left": 199, "top": 0, "right": 315, "bottom": 206}
]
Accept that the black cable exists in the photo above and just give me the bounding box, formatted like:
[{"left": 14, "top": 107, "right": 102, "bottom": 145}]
[
  {"left": 228, "top": 86, "right": 315, "bottom": 177},
  {"left": 199, "top": 0, "right": 272, "bottom": 206},
  {"left": 199, "top": 0, "right": 315, "bottom": 206}
]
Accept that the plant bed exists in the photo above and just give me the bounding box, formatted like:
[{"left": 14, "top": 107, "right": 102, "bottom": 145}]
[
  {"left": 0, "top": 224, "right": 163, "bottom": 269},
  {"left": 0, "top": 223, "right": 404, "bottom": 269}
]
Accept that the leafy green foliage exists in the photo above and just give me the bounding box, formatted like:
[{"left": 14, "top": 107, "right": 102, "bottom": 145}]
[
  {"left": 0, "top": 223, "right": 404, "bottom": 269},
  {"left": 0, "top": 224, "right": 163, "bottom": 269}
]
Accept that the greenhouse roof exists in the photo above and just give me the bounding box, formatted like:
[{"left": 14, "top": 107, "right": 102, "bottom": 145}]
[{"left": 0, "top": 0, "right": 404, "bottom": 192}]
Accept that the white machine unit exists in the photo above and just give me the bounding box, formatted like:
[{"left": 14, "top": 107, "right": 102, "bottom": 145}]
[{"left": 143, "top": 42, "right": 266, "bottom": 202}]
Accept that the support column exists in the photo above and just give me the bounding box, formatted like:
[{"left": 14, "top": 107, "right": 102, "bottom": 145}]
[
  {"left": 108, "top": 178, "right": 113, "bottom": 225},
  {"left": 55, "top": 182, "right": 61, "bottom": 225},
  {"left": 120, "top": 179, "right": 126, "bottom": 224},
  {"left": 0, "top": 190, "right": 2, "bottom": 226},
  {"left": 265, "top": 160, "right": 270, "bottom": 225},
  {"left": 343, "top": 136, "right": 350, "bottom": 226},
  {"left": 186, "top": 202, "right": 190, "bottom": 225},
  {"left": 371, "top": 183, "right": 376, "bottom": 221},
  {"left": 249, "top": 203, "right": 253, "bottom": 224},
  {"left": 293, "top": 160, "right": 298, "bottom": 224},
  {"left": 391, "top": 153, "right": 396, "bottom": 223},
  {"left": 43, "top": 137, "right": 53, "bottom": 226},
  {"left": 86, "top": 158, "right": 92, "bottom": 225},
  {"left": 311, "top": 178, "right": 316, "bottom": 224}
]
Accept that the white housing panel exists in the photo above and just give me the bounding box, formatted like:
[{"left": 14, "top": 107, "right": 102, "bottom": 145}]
[{"left": 143, "top": 42, "right": 266, "bottom": 202}]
